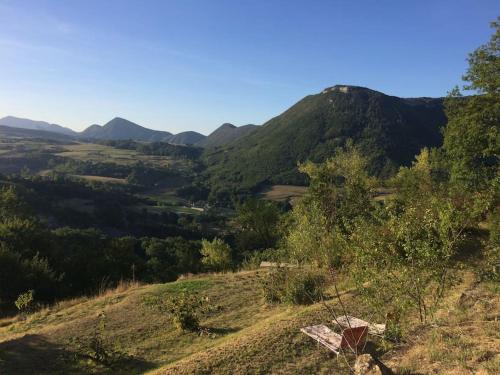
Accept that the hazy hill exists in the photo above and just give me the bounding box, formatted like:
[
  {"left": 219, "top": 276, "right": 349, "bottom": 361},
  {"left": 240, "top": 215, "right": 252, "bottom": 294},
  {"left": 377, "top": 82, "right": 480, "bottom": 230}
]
[
  {"left": 80, "top": 117, "right": 172, "bottom": 141},
  {"left": 0, "top": 125, "right": 74, "bottom": 142},
  {"left": 204, "top": 85, "right": 447, "bottom": 190},
  {"left": 197, "top": 123, "right": 259, "bottom": 148},
  {"left": 167, "top": 131, "right": 206, "bottom": 145},
  {"left": 0, "top": 116, "right": 77, "bottom": 136}
]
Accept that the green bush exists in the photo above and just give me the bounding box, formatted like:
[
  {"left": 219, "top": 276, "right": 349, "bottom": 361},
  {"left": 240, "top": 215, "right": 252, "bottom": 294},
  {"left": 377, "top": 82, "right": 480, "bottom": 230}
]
[
  {"left": 260, "top": 267, "right": 288, "bottom": 304},
  {"left": 144, "top": 290, "right": 210, "bottom": 332},
  {"left": 14, "top": 290, "right": 35, "bottom": 315},
  {"left": 283, "top": 270, "right": 326, "bottom": 305},
  {"left": 260, "top": 268, "right": 326, "bottom": 305}
]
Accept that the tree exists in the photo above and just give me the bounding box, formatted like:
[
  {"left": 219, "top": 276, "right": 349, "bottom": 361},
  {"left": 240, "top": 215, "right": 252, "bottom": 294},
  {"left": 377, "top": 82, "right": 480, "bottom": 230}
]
[
  {"left": 299, "top": 141, "right": 376, "bottom": 234},
  {"left": 351, "top": 150, "right": 487, "bottom": 323},
  {"left": 0, "top": 185, "right": 32, "bottom": 220},
  {"left": 284, "top": 200, "right": 336, "bottom": 266},
  {"left": 142, "top": 237, "right": 199, "bottom": 282},
  {"left": 234, "top": 198, "right": 281, "bottom": 252},
  {"left": 443, "top": 19, "right": 499, "bottom": 192},
  {"left": 283, "top": 143, "right": 376, "bottom": 267},
  {"left": 200, "top": 238, "right": 232, "bottom": 272}
]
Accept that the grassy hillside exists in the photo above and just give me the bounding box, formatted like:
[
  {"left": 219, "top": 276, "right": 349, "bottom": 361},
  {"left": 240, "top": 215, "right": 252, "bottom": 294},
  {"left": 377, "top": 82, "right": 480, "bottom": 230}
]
[
  {"left": 1, "top": 269, "right": 497, "bottom": 374},
  {"left": 204, "top": 86, "right": 446, "bottom": 191}
]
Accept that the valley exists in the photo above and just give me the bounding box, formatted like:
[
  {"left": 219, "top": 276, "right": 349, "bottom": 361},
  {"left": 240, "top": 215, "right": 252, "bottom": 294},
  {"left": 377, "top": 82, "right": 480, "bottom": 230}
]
[{"left": 0, "top": 11, "right": 498, "bottom": 374}]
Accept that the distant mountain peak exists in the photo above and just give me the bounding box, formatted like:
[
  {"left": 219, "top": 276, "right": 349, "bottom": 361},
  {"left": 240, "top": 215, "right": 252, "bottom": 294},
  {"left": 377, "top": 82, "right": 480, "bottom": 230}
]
[
  {"left": 220, "top": 123, "right": 236, "bottom": 129},
  {"left": 80, "top": 117, "right": 172, "bottom": 141},
  {"left": 321, "top": 85, "right": 376, "bottom": 95},
  {"left": 196, "top": 122, "right": 259, "bottom": 148}
]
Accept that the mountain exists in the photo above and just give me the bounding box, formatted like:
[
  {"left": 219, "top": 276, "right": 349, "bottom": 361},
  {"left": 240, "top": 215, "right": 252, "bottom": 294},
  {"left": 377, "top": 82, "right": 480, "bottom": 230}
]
[
  {"left": 80, "top": 117, "right": 172, "bottom": 141},
  {"left": 0, "top": 125, "right": 74, "bottom": 142},
  {"left": 196, "top": 123, "right": 259, "bottom": 148},
  {"left": 0, "top": 116, "right": 77, "bottom": 136},
  {"left": 204, "top": 85, "right": 447, "bottom": 190},
  {"left": 167, "top": 131, "right": 206, "bottom": 145}
]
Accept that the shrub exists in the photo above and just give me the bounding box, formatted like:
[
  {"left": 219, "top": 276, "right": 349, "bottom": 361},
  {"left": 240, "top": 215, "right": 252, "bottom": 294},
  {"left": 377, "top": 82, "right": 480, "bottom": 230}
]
[
  {"left": 15, "top": 290, "right": 35, "bottom": 315},
  {"left": 144, "top": 290, "right": 210, "bottom": 331},
  {"left": 260, "top": 268, "right": 326, "bottom": 305},
  {"left": 89, "top": 312, "right": 109, "bottom": 363},
  {"left": 260, "top": 267, "right": 288, "bottom": 304},
  {"left": 283, "top": 270, "right": 326, "bottom": 305}
]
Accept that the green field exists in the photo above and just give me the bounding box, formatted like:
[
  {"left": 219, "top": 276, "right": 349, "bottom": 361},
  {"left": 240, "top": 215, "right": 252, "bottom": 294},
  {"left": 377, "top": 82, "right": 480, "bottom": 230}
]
[
  {"left": 55, "top": 143, "right": 173, "bottom": 168},
  {"left": 0, "top": 138, "right": 203, "bottom": 216}
]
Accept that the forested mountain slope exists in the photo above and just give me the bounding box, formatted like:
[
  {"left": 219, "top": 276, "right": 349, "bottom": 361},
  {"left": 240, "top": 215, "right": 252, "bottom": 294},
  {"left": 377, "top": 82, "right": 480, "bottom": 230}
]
[{"left": 204, "top": 85, "right": 446, "bottom": 190}]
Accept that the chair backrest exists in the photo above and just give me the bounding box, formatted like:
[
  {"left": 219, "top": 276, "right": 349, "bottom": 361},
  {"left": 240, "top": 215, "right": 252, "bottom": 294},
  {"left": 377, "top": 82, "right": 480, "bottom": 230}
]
[{"left": 340, "top": 326, "right": 368, "bottom": 350}]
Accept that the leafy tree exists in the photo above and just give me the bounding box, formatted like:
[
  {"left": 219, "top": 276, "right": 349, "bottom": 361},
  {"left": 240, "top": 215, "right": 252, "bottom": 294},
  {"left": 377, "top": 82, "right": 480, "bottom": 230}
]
[
  {"left": 284, "top": 201, "right": 335, "bottom": 266},
  {"left": 284, "top": 143, "right": 376, "bottom": 267},
  {"left": 443, "top": 18, "right": 499, "bottom": 192},
  {"left": 0, "top": 246, "right": 60, "bottom": 303},
  {"left": 0, "top": 186, "right": 32, "bottom": 220},
  {"left": 200, "top": 237, "right": 232, "bottom": 272},
  {"left": 234, "top": 198, "right": 281, "bottom": 252},
  {"left": 351, "top": 151, "right": 488, "bottom": 323},
  {"left": 299, "top": 142, "right": 376, "bottom": 233},
  {"left": 143, "top": 237, "right": 180, "bottom": 282}
]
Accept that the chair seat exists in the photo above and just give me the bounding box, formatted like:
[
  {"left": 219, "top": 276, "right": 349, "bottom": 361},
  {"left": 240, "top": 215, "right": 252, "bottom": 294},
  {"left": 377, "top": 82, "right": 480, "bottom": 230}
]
[
  {"left": 301, "top": 324, "right": 342, "bottom": 353},
  {"left": 333, "top": 315, "right": 385, "bottom": 336},
  {"left": 335, "top": 315, "right": 369, "bottom": 328}
]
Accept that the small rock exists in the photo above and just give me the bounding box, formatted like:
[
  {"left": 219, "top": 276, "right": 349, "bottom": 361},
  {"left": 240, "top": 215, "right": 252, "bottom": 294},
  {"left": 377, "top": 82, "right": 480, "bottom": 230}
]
[{"left": 354, "top": 354, "right": 383, "bottom": 375}]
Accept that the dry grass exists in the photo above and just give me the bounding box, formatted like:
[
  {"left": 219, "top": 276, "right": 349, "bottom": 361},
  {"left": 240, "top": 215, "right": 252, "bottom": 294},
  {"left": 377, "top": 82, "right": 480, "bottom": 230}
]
[
  {"left": 0, "top": 270, "right": 497, "bottom": 374},
  {"left": 55, "top": 143, "right": 174, "bottom": 168},
  {"left": 0, "top": 272, "right": 291, "bottom": 374},
  {"left": 386, "top": 274, "right": 499, "bottom": 374}
]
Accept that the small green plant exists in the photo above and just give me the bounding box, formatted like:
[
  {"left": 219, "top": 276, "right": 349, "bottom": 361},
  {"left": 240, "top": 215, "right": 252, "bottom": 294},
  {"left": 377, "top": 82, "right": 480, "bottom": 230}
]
[
  {"left": 75, "top": 311, "right": 125, "bottom": 366},
  {"left": 89, "top": 311, "right": 109, "bottom": 363},
  {"left": 15, "top": 290, "right": 35, "bottom": 316},
  {"left": 144, "top": 290, "right": 211, "bottom": 331}
]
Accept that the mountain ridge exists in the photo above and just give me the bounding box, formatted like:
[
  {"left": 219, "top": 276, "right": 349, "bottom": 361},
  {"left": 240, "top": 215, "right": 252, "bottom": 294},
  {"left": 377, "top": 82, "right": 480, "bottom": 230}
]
[
  {"left": 204, "top": 85, "right": 447, "bottom": 191},
  {"left": 196, "top": 123, "right": 259, "bottom": 148},
  {"left": 0, "top": 116, "right": 77, "bottom": 136},
  {"left": 79, "top": 117, "right": 173, "bottom": 141}
]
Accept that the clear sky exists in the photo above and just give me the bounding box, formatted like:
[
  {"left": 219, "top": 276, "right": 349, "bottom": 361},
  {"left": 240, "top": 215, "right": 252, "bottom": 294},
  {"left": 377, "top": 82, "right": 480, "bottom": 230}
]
[{"left": 0, "top": 0, "right": 498, "bottom": 134}]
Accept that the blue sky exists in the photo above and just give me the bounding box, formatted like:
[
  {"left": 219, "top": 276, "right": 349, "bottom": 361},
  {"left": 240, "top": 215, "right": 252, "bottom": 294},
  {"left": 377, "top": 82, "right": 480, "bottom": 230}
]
[{"left": 0, "top": 0, "right": 498, "bottom": 134}]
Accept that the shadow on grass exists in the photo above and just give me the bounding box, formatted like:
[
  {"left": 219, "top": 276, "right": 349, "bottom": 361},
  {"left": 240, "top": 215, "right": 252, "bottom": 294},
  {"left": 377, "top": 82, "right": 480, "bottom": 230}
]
[
  {"left": 0, "top": 334, "right": 155, "bottom": 374},
  {"left": 204, "top": 326, "right": 240, "bottom": 335}
]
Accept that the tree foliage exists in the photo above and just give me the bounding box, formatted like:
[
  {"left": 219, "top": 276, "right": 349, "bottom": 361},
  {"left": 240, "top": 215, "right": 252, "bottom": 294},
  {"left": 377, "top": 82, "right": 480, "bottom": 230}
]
[
  {"left": 200, "top": 237, "right": 232, "bottom": 272},
  {"left": 443, "top": 19, "right": 499, "bottom": 192},
  {"left": 284, "top": 143, "right": 376, "bottom": 267},
  {"left": 234, "top": 198, "right": 281, "bottom": 252}
]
